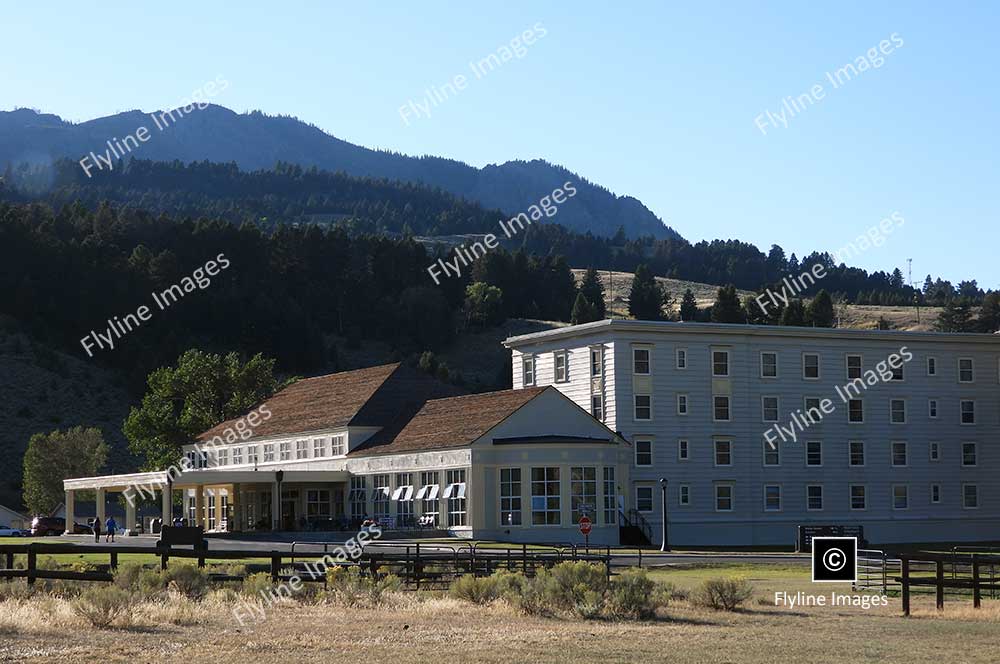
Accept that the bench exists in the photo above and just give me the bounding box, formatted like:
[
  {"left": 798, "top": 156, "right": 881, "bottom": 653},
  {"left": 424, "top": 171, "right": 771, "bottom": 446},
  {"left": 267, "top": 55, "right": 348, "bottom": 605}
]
[{"left": 156, "top": 526, "right": 209, "bottom": 568}]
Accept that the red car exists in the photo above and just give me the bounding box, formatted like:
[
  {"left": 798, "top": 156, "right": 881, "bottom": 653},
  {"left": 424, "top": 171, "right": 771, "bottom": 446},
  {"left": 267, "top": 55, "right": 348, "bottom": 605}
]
[{"left": 29, "top": 517, "right": 91, "bottom": 536}]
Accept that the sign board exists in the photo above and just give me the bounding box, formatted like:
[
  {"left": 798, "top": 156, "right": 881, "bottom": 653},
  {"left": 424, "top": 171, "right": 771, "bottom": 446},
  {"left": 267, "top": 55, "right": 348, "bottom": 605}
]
[
  {"left": 579, "top": 516, "right": 592, "bottom": 536},
  {"left": 797, "top": 525, "right": 864, "bottom": 552}
]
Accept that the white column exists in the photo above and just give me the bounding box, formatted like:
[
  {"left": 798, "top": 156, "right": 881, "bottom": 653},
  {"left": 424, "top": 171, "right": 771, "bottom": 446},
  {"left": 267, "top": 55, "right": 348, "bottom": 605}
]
[
  {"left": 64, "top": 490, "right": 75, "bottom": 535},
  {"left": 95, "top": 488, "right": 106, "bottom": 525},
  {"left": 125, "top": 497, "right": 136, "bottom": 535}
]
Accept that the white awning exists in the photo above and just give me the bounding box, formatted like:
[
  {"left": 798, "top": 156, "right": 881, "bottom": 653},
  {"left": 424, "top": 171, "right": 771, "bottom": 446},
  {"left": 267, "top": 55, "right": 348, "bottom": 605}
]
[
  {"left": 391, "top": 486, "right": 414, "bottom": 502},
  {"left": 443, "top": 483, "right": 466, "bottom": 499},
  {"left": 415, "top": 484, "right": 439, "bottom": 500},
  {"left": 348, "top": 489, "right": 366, "bottom": 501}
]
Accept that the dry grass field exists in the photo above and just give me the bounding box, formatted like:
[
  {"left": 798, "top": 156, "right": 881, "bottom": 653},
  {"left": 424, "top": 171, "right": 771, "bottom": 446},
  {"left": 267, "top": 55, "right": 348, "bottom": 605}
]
[{"left": 2, "top": 563, "right": 998, "bottom": 664}]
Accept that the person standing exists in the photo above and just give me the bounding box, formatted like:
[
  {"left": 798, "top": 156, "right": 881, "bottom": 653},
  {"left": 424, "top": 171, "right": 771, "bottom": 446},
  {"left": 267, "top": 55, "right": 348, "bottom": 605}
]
[
  {"left": 92, "top": 517, "right": 101, "bottom": 543},
  {"left": 105, "top": 516, "right": 117, "bottom": 543}
]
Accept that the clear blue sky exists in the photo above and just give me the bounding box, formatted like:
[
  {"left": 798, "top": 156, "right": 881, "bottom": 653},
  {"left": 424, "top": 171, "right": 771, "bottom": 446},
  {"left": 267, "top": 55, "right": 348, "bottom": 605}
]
[{"left": 3, "top": 1, "right": 997, "bottom": 286}]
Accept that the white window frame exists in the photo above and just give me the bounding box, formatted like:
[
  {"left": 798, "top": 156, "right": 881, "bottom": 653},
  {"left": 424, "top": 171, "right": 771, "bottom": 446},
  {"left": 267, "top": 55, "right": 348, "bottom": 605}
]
[
  {"left": 635, "top": 486, "right": 654, "bottom": 513},
  {"left": 678, "top": 484, "right": 690, "bottom": 506},
  {"left": 676, "top": 394, "right": 688, "bottom": 416},
  {"left": 890, "top": 361, "right": 904, "bottom": 382},
  {"left": 928, "top": 399, "right": 938, "bottom": 419},
  {"left": 849, "top": 440, "right": 865, "bottom": 467},
  {"left": 713, "top": 395, "right": 731, "bottom": 422},
  {"left": 890, "top": 399, "right": 907, "bottom": 424},
  {"left": 805, "top": 440, "right": 823, "bottom": 467},
  {"left": 846, "top": 354, "right": 863, "bottom": 380},
  {"left": 763, "top": 439, "right": 780, "bottom": 466},
  {"left": 677, "top": 439, "right": 689, "bottom": 461},
  {"left": 761, "top": 395, "right": 779, "bottom": 423},
  {"left": 590, "top": 347, "right": 603, "bottom": 378},
  {"left": 802, "top": 352, "right": 820, "bottom": 380},
  {"left": 675, "top": 348, "right": 687, "bottom": 370},
  {"left": 806, "top": 484, "right": 824, "bottom": 511},
  {"left": 892, "top": 484, "right": 909, "bottom": 510},
  {"left": 891, "top": 441, "right": 908, "bottom": 467},
  {"left": 804, "top": 397, "right": 822, "bottom": 419},
  {"left": 296, "top": 439, "right": 309, "bottom": 460},
  {"left": 850, "top": 484, "right": 867, "bottom": 511},
  {"left": 760, "top": 351, "right": 778, "bottom": 378},
  {"left": 522, "top": 355, "right": 536, "bottom": 386},
  {"left": 331, "top": 434, "right": 347, "bottom": 456},
  {"left": 632, "top": 347, "right": 651, "bottom": 375},
  {"left": 591, "top": 394, "right": 604, "bottom": 421},
  {"left": 714, "top": 483, "right": 734, "bottom": 512},
  {"left": 931, "top": 483, "right": 942, "bottom": 504},
  {"left": 313, "top": 438, "right": 328, "bottom": 458},
  {"left": 962, "top": 483, "right": 979, "bottom": 509},
  {"left": 929, "top": 441, "right": 940, "bottom": 462},
  {"left": 634, "top": 438, "right": 653, "bottom": 466},
  {"left": 714, "top": 439, "right": 733, "bottom": 467},
  {"left": 712, "top": 349, "right": 730, "bottom": 377},
  {"left": 959, "top": 357, "right": 974, "bottom": 383},
  {"left": 961, "top": 399, "right": 976, "bottom": 425},
  {"left": 926, "top": 356, "right": 937, "bottom": 376},
  {"left": 848, "top": 399, "right": 864, "bottom": 424},
  {"left": 763, "top": 484, "right": 782, "bottom": 512},
  {"left": 962, "top": 442, "right": 978, "bottom": 467},
  {"left": 634, "top": 394, "right": 652, "bottom": 421},
  {"left": 554, "top": 350, "right": 569, "bottom": 383}
]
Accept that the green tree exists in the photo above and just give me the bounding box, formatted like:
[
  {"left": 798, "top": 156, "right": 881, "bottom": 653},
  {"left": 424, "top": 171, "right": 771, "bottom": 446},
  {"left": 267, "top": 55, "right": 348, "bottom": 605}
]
[
  {"left": 123, "top": 350, "right": 282, "bottom": 470},
  {"left": 679, "top": 289, "right": 699, "bottom": 322},
  {"left": 463, "top": 282, "right": 505, "bottom": 328},
  {"left": 571, "top": 292, "right": 600, "bottom": 325},
  {"left": 23, "top": 427, "right": 108, "bottom": 515},
  {"left": 579, "top": 267, "right": 607, "bottom": 319},
  {"left": 628, "top": 264, "right": 666, "bottom": 321},
  {"left": 780, "top": 299, "right": 807, "bottom": 326},
  {"left": 805, "top": 289, "right": 835, "bottom": 327},
  {"left": 711, "top": 285, "right": 745, "bottom": 324},
  {"left": 978, "top": 292, "right": 1000, "bottom": 332},
  {"left": 935, "top": 298, "right": 976, "bottom": 332}
]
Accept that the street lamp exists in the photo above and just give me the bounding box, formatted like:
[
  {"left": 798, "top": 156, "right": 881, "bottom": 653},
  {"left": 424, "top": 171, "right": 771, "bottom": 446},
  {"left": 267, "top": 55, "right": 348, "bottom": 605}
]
[{"left": 659, "top": 477, "right": 669, "bottom": 551}]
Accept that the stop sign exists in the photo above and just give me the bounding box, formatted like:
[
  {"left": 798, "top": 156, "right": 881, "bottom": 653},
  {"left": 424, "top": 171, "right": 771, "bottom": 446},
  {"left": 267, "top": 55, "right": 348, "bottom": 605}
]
[{"left": 579, "top": 516, "right": 592, "bottom": 535}]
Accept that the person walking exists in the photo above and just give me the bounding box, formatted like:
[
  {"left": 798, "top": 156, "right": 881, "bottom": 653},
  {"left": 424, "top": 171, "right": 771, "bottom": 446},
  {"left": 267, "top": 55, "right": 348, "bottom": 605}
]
[
  {"left": 105, "top": 516, "right": 117, "bottom": 543},
  {"left": 92, "top": 517, "right": 101, "bottom": 543}
]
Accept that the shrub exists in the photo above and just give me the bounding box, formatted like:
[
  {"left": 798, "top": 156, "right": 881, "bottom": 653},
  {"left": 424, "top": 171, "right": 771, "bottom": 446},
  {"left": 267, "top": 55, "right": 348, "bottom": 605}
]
[
  {"left": 162, "top": 565, "right": 210, "bottom": 600},
  {"left": 691, "top": 577, "right": 754, "bottom": 611},
  {"left": 326, "top": 566, "right": 401, "bottom": 607},
  {"left": 606, "top": 568, "right": 666, "bottom": 620},
  {"left": 241, "top": 572, "right": 276, "bottom": 599},
  {"left": 491, "top": 569, "right": 527, "bottom": 598},
  {"left": 0, "top": 582, "right": 35, "bottom": 602},
  {"left": 71, "top": 586, "right": 135, "bottom": 628},
  {"left": 449, "top": 574, "right": 499, "bottom": 604},
  {"left": 113, "top": 561, "right": 148, "bottom": 591},
  {"left": 547, "top": 561, "right": 609, "bottom": 616}
]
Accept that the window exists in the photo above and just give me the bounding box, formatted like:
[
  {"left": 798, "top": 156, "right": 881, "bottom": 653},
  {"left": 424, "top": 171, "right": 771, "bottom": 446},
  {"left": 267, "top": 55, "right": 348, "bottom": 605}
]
[
  {"left": 531, "top": 467, "right": 561, "bottom": 525},
  {"left": 232, "top": 446, "right": 244, "bottom": 465},
  {"left": 803, "top": 397, "right": 822, "bottom": 418},
  {"left": 760, "top": 351, "right": 778, "bottom": 378},
  {"left": 963, "top": 484, "right": 979, "bottom": 509},
  {"left": 675, "top": 348, "right": 687, "bottom": 369},
  {"left": 807, "top": 485, "right": 823, "bottom": 510},
  {"left": 712, "top": 350, "right": 730, "bottom": 377},
  {"left": 207, "top": 493, "right": 216, "bottom": 530},
  {"left": 306, "top": 489, "right": 331, "bottom": 519},
  {"left": 763, "top": 439, "right": 780, "bottom": 466},
  {"left": 892, "top": 485, "right": 909, "bottom": 510},
  {"left": 927, "top": 357, "right": 937, "bottom": 376},
  {"left": 635, "top": 438, "right": 653, "bottom": 466},
  {"left": 446, "top": 469, "right": 467, "bottom": 526},
  {"left": 961, "top": 400, "right": 976, "bottom": 425},
  {"left": 849, "top": 441, "right": 865, "bottom": 466},
  {"left": 217, "top": 448, "right": 228, "bottom": 466},
  {"left": 715, "top": 439, "right": 732, "bottom": 466},
  {"left": 959, "top": 358, "right": 974, "bottom": 383},
  {"left": 331, "top": 435, "right": 347, "bottom": 456},
  {"left": 603, "top": 468, "right": 616, "bottom": 525},
  {"left": 262, "top": 443, "right": 275, "bottom": 463},
  {"left": 846, "top": 354, "right": 862, "bottom": 380},
  {"left": 554, "top": 351, "right": 569, "bottom": 383},
  {"left": 313, "top": 438, "right": 327, "bottom": 458},
  {"left": 890, "top": 399, "right": 906, "bottom": 424},
  {"left": 636, "top": 486, "right": 654, "bottom": 512},
  {"left": 634, "top": 395, "right": 651, "bottom": 420},
  {"left": 522, "top": 356, "right": 535, "bottom": 386},
  {"left": 761, "top": 396, "right": 779, "bottom": 423},
  {"left": 928, "top": 399, "right": 938, "bottom": 418},
  {"left": 850, "top": 485, "right": 867, "bottom": 510},
  {"left": 962, "top": 442, "right": 978, "bottom": 466},
  {"left": 633, "top": 348, "right": 650, "bottom": 374},
  {"left": 715, "top": 484, "right": 734, "bottom": 511},
  {"left": 499, "top": 468, "right": 522, "bottom": 526},
  {"left": 571, "top": 467, "right": 597, "bottom": 523},
  {"left": 848, "top": 399, "right": 864, "bottom": 423},
  {"left": 247, "top": 445, "right": 259, "bottom": 465},
  {"left": 296, "top": 439, "right": 309, "bottom": 460},
  {"left": 677, "top": 439, "right": 689, "bottom": 461},
  {"left": 806, "top": 441, "right": 822, "bottom": 466},
  {"left": 713, "top": 395, "right": 730, "bottom": 421},
  {"left": 349, "top": 476, "right": 367, "bottom": 518},
  {"left": 590, "top": 348, "right": 603, "bottom": 377},
  {"left": 929, "top": 441, "right": 940, "bottom": 462},
  {"left": 890, "top": 363, "right": 904, "bottom": 381},
  {"left": 418, "top": 471, "right": 439, "bottom": 521},
  {"left": 803, "top": 353, "right": 820, "bottom": 379},
  {"left": 394, "top": 473, "right": 414, "bottom": 523},
  {"left": 764, "top": 485, "right": 781, "bottom": 511},
  {"left": 931, "top": 484, "right": 941, "bottom": 504},
  {"left": 279, "top": 442, "right": 291, "bottom": 461},
  {"left": 591, "top": 395, "right": 604, "bottom": 421},
  {"left": 679, "top": 484, "right": 690, "bottom": 506},
  {"left": 891, "top": 441, "right": 908, "bottom": 467},
  {"left": 373, "top": 474, "right": 391, "bottom": 519},
  {"left": 676, "top": 394, "right": 688, "bottom": 415}
]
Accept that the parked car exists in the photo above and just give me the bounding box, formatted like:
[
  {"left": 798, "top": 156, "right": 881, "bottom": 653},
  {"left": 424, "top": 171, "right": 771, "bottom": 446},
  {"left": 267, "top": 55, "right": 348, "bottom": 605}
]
[
  {"left": 0, "top": 524, "right": 25, "bottom": 537},
  {"left": 29, "top": 517, "right": 91, "bottom": 536}
]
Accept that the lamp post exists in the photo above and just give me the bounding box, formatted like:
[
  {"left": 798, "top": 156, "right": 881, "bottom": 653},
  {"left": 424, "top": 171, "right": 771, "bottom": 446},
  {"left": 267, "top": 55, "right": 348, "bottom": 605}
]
[{"left": 659, "top": 477, "right": 669, "bottom": 552}]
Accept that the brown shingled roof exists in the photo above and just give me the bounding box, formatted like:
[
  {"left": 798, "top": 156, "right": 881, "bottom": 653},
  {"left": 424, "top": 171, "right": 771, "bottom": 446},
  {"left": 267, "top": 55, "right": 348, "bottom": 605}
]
[
  {"left": 195, "top": 363, "right": 464, "bottom": 443},
  {"left": 350, "top": 386, "right": 550, "bottom": 456}
]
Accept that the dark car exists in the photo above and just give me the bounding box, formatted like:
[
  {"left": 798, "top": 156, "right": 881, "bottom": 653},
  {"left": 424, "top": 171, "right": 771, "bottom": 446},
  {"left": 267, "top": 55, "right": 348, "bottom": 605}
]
[{"left": 30, "top": 516, "right": 91, "bottom": 536}]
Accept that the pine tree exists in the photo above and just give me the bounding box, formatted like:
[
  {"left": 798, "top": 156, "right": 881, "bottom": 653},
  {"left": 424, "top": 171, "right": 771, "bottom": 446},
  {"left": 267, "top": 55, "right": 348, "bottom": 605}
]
[
  {"left": 579, "top": 267, "right": 607, "bottom": 319},
  {"left": 628, "top": 264, "right": 665, "bottom": 321},
  {"left": 679, "top": 289, "right": 699, "bottom": 322},
  {"left": 806, "top": 289, "right": 835, "bottom": 327},
  {"left": 571, "top": 292, "right": 600, "bottom": 325},
  {"left": 780, "top": 299, "right": 807, "bottom": 326},
  {"left": 978, "top": 292, "right": 1000, "bottom": 332},
  {"left": 710, "top": 285, "right": 745, "bottom": 324},
  {"left": 935, "top": 298, "right": 976, "bottom": 332}
]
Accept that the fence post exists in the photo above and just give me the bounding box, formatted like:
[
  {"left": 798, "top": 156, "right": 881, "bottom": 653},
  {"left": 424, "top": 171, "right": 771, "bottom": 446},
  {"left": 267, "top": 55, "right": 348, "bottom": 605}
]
[
  {"left": 26, "top": 546, "right": 36, "bottom": 586},
  {"left": 935, "top": 560, "right": 944, "bottom": 611},
  {"left": 881, "top": 552, "right": 887, "bottom": 595},
  {"left": 972, "top": 555, "right": 981, "bottom": 609},
  {"left": 110, "top": 551, "right": 118, "bottom": 571},
  {"left": 901, "top": 556, "right": 910, "bottom": 616},
  {"left": 522, "top": 544, "right": 527, "bottom": 574},
  {"left": 4, "top": 552, "right": 13, "bottom": 582},
  {"left": 414, "top": 544, "right": 421, "bottom": 591},
  {"left": 271, "top": 554, "right": 281, "bottom": 582}
]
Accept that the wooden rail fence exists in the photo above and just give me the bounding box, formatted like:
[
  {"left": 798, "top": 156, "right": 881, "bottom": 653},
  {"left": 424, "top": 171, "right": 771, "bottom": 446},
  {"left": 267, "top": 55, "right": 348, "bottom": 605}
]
[{"left": 898, "top": 552, "right": 1000, "bottom": 616}]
